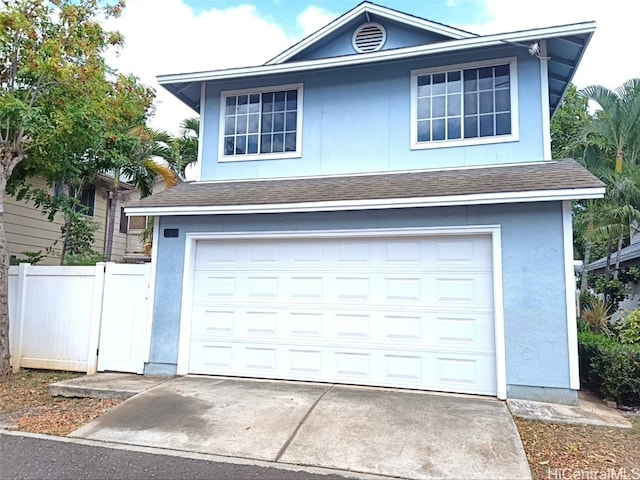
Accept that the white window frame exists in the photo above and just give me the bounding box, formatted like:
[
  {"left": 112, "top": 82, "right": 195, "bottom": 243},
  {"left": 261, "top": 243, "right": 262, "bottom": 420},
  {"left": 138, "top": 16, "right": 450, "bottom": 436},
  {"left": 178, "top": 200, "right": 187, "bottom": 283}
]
[
  {"left": 410, "top": 57, "right": 519, "bottom": 150},
  {"left": 218, "top": 83, "right": 303, "bottom": 162}
]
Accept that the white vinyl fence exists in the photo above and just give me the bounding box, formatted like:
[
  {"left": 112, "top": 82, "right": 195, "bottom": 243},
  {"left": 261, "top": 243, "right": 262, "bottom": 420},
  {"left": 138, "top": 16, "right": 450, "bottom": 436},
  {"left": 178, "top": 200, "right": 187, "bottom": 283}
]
[{"left": 8, "top": 262, "right": 151, "bottom": 374}]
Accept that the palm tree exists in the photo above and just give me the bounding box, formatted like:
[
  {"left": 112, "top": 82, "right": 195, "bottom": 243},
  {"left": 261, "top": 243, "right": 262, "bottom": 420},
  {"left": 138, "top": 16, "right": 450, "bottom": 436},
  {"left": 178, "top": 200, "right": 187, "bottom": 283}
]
[
  {"left": 165, "top": 117, "right": 199, "bottom": 180},
  {"left": 103, "top": 127, "right": 178, "bottom": 261},
  {"left": 597, "top": 166, "right": 640, "bottom": 277},
  {"left": 580, "top": 78, "right": 640, "bottom": 174}
]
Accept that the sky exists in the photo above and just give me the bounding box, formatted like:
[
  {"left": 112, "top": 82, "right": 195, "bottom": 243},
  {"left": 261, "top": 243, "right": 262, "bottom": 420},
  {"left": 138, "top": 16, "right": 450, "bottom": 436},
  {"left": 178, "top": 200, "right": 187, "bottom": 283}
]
[{"left": 104, "top": 0, "right": 640, "bottom": 135}]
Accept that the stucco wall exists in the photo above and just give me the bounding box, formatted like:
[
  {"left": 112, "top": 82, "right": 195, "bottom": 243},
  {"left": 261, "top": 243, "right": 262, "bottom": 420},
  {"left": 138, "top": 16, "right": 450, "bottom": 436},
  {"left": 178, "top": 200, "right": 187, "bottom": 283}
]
[{"left": 147, "top": 201, "right": 570, "bottom": 397}]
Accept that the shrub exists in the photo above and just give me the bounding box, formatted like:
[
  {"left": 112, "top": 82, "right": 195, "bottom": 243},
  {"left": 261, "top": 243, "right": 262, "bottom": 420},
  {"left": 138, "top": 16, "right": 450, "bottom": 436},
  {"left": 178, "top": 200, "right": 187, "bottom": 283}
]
[
  {"left": 579, "top": 290, "right": 597, "bottom": 316},
  {"left": 582, "top": 297, "right": 613, "bottom": 335},
  {"left": 593, "top": 275, "right": 629, "bottom": 312},
  {"left": 615, "top": 309, "right": 640, "bottom": 345},
  {"left": 578, "top": 331, "right": 640, "bottom": 406}
]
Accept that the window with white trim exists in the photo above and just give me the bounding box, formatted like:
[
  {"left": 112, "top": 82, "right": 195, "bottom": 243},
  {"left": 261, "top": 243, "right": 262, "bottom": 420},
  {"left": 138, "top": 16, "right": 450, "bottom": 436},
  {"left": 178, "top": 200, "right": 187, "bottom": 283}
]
[
  {"left": 220, "top": 84, "right": 302, "bottom": 160},
  {"left": 412, "top": 59, "right": 517, "bottom": 148}
]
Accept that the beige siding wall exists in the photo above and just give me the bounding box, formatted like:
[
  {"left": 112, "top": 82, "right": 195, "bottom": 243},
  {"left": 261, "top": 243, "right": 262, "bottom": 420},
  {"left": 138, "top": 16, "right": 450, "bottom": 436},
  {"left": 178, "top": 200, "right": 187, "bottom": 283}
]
[{"left": 3, "top": 177, "right": 128, "bottom": 265}]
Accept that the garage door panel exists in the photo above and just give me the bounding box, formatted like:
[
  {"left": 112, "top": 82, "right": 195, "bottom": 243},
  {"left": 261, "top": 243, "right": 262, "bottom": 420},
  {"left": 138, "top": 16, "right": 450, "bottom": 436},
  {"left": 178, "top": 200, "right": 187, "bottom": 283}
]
[
  {"left": 429, "top": 273, "right": 494, "bottom": 308},
  {"left": 189, "top": 340, "right": 496, "bottom": 395},
  {"left": 191, "top": 306, "right": 494, "bottom": 350},
  {"left": 432, "top": 353, "right": 497, "bottom": 395},
  {"left": 190, "top": 234, "right": 497, "bottom": 395},
  {"left": 194, "top": 271, "right": 492, "bottom": 307},
  {"left": 433, "top": 313, "right": 495, "bottom": 348}
]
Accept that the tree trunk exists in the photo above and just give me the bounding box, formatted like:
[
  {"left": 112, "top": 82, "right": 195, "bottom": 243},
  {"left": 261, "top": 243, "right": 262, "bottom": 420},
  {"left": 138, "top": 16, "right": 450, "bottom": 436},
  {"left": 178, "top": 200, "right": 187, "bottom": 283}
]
[
  {"left": 580, "top": 239, "right": 592, "bottom": 295},
  {"left": 613, "top": 233, "right": 624, "bottom": 279},
  {"left": 104, "top": 188, "right": 117, "bottom": 262},
  {"left": 59, "top": 182, "right": 72, "bottom": 265},
  {"left": 0, "top": 180, "right": 12, "bottom": 379},
  {"left": 615, "top": 149, "right": 623, "bottom": 175},
  {"left": 605, "top": 233, "right": 614, "bottom": 275}
]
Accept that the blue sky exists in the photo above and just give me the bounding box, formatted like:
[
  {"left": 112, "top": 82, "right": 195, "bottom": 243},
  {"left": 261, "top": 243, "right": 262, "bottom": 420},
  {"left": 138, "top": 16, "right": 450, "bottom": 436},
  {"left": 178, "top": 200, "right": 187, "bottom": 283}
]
[{"left": 182, "top": 0, "right": 487, "bottom": 35}]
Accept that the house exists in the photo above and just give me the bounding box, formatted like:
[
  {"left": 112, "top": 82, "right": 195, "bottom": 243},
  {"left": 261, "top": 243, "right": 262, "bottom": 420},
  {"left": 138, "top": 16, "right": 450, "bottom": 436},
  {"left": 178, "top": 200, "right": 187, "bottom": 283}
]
[
  {"left": 127, "top": 2, "right": 605, "bottom": 404},
  {"left": 5, "top": 175, "right": 151, "bottom": 265},
  {"left": 586, "top": 229, "right": 640, "bottom": 314}
]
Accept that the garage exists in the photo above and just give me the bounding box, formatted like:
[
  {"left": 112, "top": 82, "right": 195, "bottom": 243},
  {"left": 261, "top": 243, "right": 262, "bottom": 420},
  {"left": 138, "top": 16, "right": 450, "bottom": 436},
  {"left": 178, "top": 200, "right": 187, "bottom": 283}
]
[{"left": 186, "top": 232, "right": 497, "bottom": 396}]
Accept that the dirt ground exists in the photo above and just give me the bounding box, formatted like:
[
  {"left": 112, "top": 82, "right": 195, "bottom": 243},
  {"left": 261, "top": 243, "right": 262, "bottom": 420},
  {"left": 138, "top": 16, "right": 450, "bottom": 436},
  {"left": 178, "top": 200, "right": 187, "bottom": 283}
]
[
  {"left": 0, "top": 369, "right": 121, "bottom": 436},
  {"left": 515, "top": 416, "right": 640, "bottom": 480},
  {"left": 1, "top": 369, "right": 639, "bottom": 478}
]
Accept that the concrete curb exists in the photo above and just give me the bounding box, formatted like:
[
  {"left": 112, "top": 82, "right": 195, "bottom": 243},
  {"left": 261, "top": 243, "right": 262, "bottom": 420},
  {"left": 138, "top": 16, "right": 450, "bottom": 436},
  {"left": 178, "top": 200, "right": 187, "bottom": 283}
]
[
  {"left": 48, "top": 373, "right": 173, "bottom": 401},
  {"left": 0, "top": 429, "right": 391, "bottom": 480}
]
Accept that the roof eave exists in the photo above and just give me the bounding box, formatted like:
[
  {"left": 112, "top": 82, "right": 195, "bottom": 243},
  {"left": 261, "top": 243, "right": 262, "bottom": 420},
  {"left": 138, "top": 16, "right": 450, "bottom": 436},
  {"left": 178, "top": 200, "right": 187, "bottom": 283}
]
[
  {"left": 157, "top": 22, "right": 596, "bottom": 88},
  {"left": 125, "top": 186, "right": 605, "bottom": 217}
]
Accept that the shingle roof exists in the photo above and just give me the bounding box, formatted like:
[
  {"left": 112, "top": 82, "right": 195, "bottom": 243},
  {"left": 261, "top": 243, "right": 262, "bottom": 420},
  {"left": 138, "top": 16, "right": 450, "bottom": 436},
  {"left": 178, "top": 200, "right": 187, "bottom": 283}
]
[
  {"left": 127, "top": 159, "right": 603, "bottom": 211},
  {"left": 587, "top": 242, "right": 640, "bottom": 271}
]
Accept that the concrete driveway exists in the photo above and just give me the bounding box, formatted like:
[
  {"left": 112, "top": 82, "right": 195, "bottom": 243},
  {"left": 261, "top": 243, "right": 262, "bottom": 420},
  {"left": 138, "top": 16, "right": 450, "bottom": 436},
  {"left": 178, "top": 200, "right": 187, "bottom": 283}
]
[{"left": 70, "top": 376, "right": 531, "bottom": 479}]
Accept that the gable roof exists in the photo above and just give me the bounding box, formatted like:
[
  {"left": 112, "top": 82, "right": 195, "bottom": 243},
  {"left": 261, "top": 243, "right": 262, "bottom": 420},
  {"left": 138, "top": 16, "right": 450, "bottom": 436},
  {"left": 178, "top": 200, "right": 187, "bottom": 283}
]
[
  {"left": 125, "top": 159, "right": 604, "bottom": 216},
  {"left": 158, "top": 18, "right": 595, "bottom": 117},
  {"left": 265, "top": 1, "right": 476, "bottom": 65}
]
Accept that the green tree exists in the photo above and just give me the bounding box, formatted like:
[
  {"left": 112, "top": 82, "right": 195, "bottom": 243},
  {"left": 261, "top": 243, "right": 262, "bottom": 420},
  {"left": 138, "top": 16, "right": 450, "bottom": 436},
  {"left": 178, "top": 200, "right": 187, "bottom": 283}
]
[
  {"left": 164, "top": 117, "right": 199, "bottom": 180},
  {"left": 102, "top": 126, "right": 178, "bottom": 261},
  {"left": 580, "top": 79, "right": 640, "bottom": 174},
  {"left": 551, "top": 84, "right": 590, "bottom": 159},
  {"left": 0, "top": 0, "right": 153, "bottom": 379}
]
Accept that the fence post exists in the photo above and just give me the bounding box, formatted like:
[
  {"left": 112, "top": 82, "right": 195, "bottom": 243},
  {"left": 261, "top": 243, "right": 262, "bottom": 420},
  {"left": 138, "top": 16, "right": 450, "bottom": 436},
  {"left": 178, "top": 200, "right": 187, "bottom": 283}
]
[
  {"left": 11, "top": 263, "right": 29, "bottom": 373},
  {"left": 86, "top": 262, "right": 106, "bottom": 375}
]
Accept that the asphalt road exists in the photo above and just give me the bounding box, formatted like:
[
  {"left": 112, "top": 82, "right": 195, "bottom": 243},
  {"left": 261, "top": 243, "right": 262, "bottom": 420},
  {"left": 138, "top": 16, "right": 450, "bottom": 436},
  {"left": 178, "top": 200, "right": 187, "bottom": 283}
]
[{"left": 0, "top": 433, "right": 348, "bottom": 480}]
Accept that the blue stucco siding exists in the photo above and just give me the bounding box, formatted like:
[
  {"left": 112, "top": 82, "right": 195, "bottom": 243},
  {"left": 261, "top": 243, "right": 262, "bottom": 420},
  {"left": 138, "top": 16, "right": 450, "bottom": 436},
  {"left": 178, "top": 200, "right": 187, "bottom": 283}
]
[
  {"left": 201, "top": 46, "right": 544, "bottom": 181},
  {"left": 290, "top": 16, "right": 457, "bottom": 62},
  {"left": 148, "top": 201, "right": 571, "bottom": 393}
]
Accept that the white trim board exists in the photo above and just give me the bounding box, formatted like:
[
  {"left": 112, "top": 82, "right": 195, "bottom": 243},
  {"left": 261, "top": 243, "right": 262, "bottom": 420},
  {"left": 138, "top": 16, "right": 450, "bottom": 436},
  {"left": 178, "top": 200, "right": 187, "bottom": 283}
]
[
  {"left": 125, "top": 187, "right": 605, "bottom": 217},
  {"left": 157, "top": 23, "right": 595, "bottom": 86},
  {"left": 563, "top": 200, "right": 580, "bottom": 390},
  {"left": 175, "top": 225, "right": 507, "bottom": 400},
  {"left": 539, "top": 40, "right": 552, "bottom": 160}
]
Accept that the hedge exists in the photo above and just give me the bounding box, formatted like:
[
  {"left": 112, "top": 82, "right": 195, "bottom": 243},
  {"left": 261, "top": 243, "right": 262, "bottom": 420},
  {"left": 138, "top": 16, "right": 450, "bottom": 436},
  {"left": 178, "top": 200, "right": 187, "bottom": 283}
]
[{"left": 578, "top": 331, "right": 640, "bottom": 406}]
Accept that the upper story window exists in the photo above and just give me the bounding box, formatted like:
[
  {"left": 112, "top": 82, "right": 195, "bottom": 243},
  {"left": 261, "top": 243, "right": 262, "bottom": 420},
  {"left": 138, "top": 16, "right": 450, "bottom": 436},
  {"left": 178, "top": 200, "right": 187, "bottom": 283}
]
[
  {"left": 220, "top": 84, "right": 303, "bottom": 161},
  {"left": 411, "top": 58, "right": 518, "bottom": 149}
]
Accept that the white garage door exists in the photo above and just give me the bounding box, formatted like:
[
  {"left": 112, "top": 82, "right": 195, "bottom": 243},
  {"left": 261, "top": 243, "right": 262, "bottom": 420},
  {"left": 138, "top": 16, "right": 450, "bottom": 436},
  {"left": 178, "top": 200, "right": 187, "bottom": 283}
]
[{"left": 188, "top": 234, "right": 497, "bottom": 395}]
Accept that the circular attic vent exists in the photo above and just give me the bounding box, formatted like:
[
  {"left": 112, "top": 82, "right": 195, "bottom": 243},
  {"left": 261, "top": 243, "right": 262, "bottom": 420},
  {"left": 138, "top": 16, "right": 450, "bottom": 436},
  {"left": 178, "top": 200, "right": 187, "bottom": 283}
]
[{"left": 352, "top": 22, "right": 386, "bottom": 53}]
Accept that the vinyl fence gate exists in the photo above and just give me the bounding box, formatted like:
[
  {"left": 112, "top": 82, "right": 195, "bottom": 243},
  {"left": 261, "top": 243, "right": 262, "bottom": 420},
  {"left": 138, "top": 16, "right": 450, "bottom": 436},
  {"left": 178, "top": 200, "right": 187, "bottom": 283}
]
[{"left": 9, "top": 262, "right": 151, "bottom": 374}]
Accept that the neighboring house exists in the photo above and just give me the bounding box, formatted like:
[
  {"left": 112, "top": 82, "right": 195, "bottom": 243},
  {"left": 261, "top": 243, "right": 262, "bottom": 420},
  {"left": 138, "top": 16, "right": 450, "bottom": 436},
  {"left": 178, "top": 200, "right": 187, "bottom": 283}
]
[
  {"left": 127, "top": 2, "right": 605, "bottom": 404},
  {"left": 4, "top": 175, "right": 146, "bottom": 264},
  {"left": 586, "top": 230, "right": 640, "bottom": 314}
]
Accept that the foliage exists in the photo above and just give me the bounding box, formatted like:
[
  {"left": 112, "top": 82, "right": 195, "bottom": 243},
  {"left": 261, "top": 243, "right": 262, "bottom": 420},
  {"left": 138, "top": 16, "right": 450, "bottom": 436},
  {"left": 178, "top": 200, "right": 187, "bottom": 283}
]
[
  {"left": 621, "top": 266, "right": 640, "bottom": 284},
  {"left": 581, "top": 296, "right": 613, "bottom": 335},
  {"left": 16, "top": 185, "right": 101, "bottom": 264},
  {"left": 592, "top": 275, "right": 629, "bottom": 311},
  {"left": 62, "top": 252, "right": 105, "bottom": 266},
  {"left": 578, "top": 331, "right": 640, "bottom": 406},
  {"left": 0, "top": 0, "right": 154, "bottom": 378},
  {"left": 551, "top": 84, "right": 590, "bottom": 159},
  {"left": 580, "top": 79, "right": 640, "bottom": 174},
  {"left": 163, "top": 118, "right": 199, "bottom": 180},
  {"left": 9, "top": 251, "right": 44, "bottom": 265},
  {"left": 614, "top": 309, "right": 640, "bottom": 345}
]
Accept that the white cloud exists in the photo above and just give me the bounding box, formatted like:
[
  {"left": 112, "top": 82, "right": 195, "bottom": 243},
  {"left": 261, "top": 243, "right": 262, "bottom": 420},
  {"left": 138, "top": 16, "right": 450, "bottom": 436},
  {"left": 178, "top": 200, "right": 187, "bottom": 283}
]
[
  {"left": 457, "top": 0, "right": 640, "bottom": 91},
  {"left": 296, "top": 5, "right": 338, "bottom": 37},
  {"left": 106, "top": 0, "right": 294, "bottom": 134}
]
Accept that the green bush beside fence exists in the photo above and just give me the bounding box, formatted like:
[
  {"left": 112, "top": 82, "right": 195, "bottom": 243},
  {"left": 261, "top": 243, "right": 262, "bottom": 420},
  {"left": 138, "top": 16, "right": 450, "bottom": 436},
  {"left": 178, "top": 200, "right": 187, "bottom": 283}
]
[{"left": 578, "top": 331, "right": 640, "bottom": 406}]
